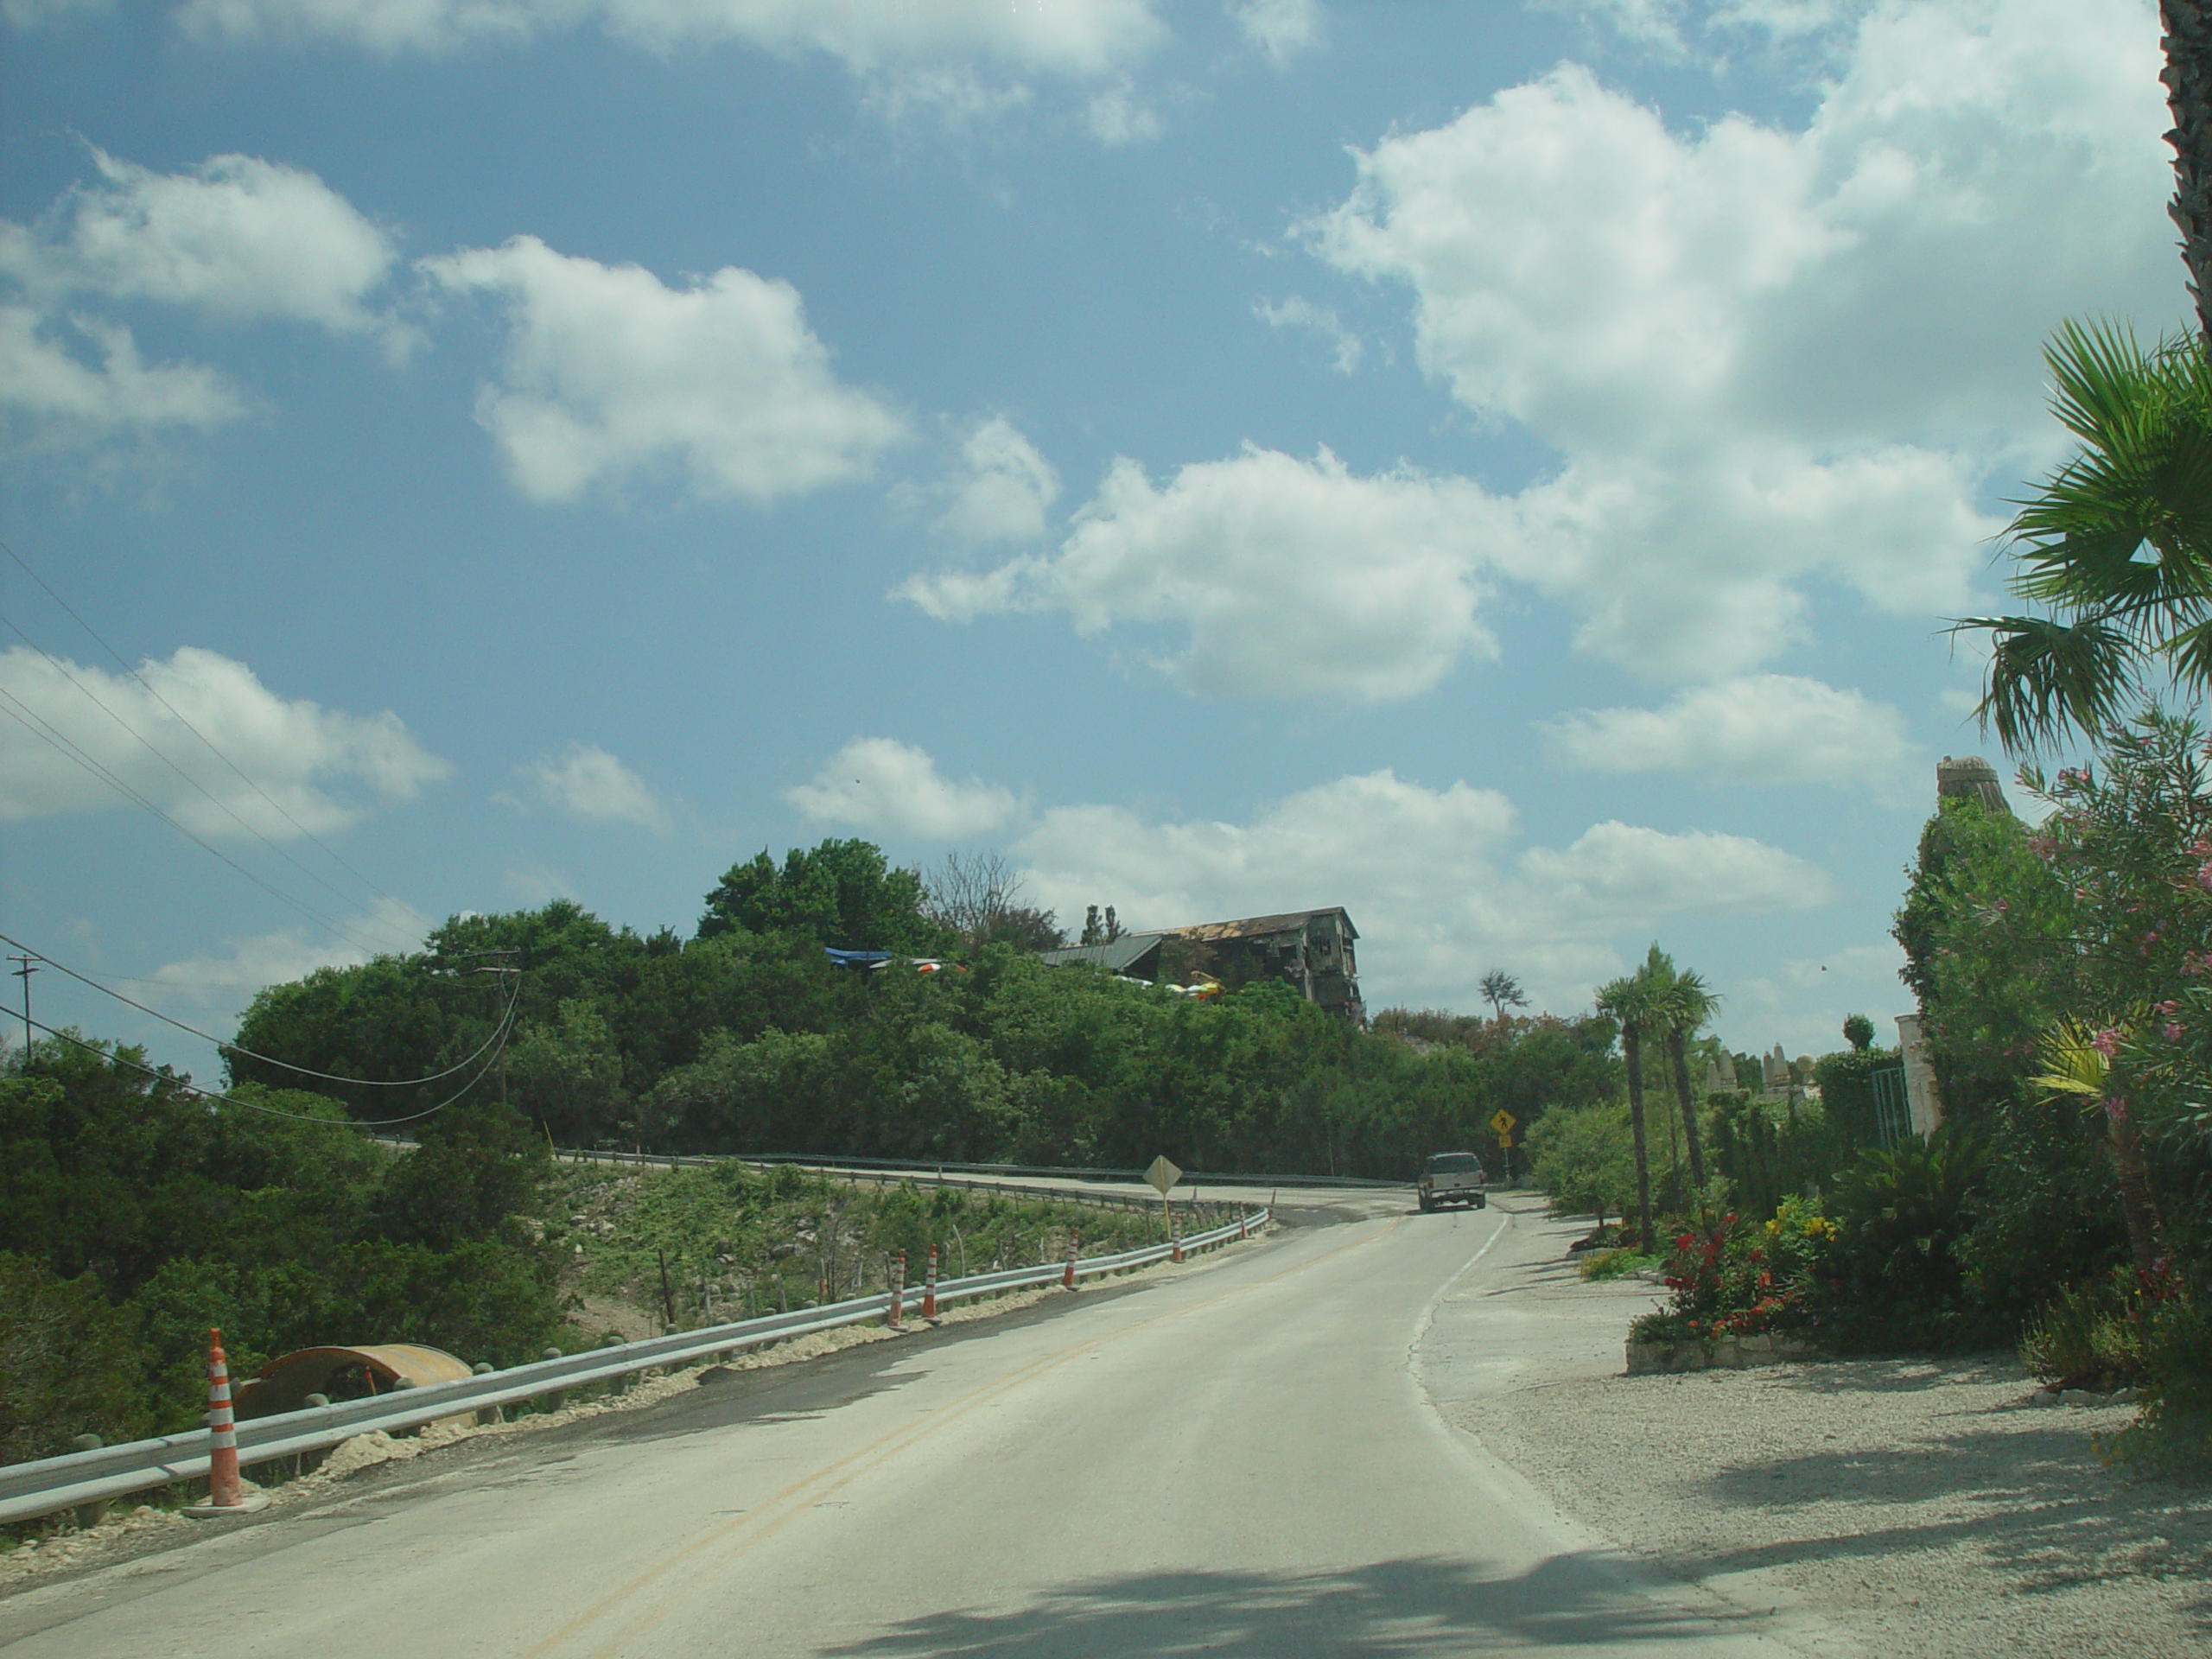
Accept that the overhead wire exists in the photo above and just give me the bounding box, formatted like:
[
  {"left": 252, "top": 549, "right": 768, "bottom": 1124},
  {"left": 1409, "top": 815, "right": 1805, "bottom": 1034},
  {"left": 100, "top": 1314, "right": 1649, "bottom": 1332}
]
[
  {"left": 0, "top": 927, "right": 523, "bottom": 1089},
  {"left": 0, "top": 534, "right": 404, "bottom": 911},
  {"left": 12, "top": 967, "right": 523, "bottom": 1126}
]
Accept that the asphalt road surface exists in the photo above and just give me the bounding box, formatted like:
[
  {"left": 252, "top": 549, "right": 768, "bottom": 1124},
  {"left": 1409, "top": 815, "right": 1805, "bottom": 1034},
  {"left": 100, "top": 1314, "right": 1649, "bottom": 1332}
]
[{"left": 1, "top": 1197, "right": 1810, "bottom": 1658}]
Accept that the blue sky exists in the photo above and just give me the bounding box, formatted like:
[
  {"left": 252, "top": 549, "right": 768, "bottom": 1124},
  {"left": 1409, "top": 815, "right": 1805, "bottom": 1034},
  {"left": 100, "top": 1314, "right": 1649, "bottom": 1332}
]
[{"left": 0, "top": 0, "right": 2181, "bottom": 1077}]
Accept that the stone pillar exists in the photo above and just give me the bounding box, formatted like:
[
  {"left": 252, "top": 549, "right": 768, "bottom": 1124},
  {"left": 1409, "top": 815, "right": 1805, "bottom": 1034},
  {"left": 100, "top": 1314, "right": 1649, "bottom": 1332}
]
[{"left": 1896, "top": 1013, "right": 1943, "bottom": 1136}]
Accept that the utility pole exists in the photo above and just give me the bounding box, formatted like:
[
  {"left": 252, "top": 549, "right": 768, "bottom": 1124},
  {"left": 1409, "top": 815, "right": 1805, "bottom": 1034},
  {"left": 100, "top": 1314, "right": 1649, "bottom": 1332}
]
[
  {"left": 471, "top": 952, "right": 521, "bottom": 1108},
  {"left": 7, "top": 954, "right": 36, "bottom": 1062}
]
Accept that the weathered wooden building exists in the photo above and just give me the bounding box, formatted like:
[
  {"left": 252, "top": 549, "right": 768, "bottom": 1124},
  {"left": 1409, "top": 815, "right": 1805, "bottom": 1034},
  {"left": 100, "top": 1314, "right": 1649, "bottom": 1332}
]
[{"left": 1039, "top": 907, "right": 1364, "bottom": 1021}]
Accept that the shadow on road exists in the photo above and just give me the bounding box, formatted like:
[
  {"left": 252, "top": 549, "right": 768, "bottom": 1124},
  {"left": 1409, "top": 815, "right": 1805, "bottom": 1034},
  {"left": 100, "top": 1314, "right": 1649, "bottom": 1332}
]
[{"left": 823, "top": 1557, "right": 1746, "bottom": 1656}]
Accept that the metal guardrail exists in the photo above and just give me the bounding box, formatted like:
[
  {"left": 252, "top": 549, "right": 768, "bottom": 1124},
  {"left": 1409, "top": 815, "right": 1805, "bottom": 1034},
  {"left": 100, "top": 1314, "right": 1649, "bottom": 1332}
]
[
  {"left": 548, "top": 1145, "right": 1400, "bottom": 1192},
  {"left": 555, "top": 1149, "right": 1193, "bottom": 1216},
  {"left": 0, "top": 1208, "right": 1269, "bottom": 1529}
]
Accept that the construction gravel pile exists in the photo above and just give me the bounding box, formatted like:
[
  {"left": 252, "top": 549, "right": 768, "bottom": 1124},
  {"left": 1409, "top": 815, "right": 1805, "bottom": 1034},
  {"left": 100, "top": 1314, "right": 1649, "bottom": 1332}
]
[{"left": 1461, "top": 1353, "right": 2212, "bottom": 1658}]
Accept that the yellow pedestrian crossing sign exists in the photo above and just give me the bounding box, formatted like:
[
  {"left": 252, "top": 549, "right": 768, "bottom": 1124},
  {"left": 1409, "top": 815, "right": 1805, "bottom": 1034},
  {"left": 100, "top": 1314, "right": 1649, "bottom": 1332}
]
[{"left": 1488, "top": 1109, "right": 1516, "bottom": 1141}]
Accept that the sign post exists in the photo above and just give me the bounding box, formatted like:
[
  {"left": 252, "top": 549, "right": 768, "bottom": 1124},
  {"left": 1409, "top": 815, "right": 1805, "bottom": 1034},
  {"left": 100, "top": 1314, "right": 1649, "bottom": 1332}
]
[
  {"left": 1144, "top": 1154, "right": 1183, "bottom": 1247},
  {"left": 1488, "top": 1109, "right": 1517, "bottom": 1181}
]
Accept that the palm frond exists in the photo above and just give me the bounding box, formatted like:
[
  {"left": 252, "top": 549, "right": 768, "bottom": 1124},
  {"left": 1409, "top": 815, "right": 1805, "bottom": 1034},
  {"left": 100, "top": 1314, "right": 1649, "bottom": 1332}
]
[
  {"left": 2044, "top": 319, "right": 2160, "bottom": 448},
  {"left": 2031, "top": 1018, "right": 2111, "bottom": 1101},
  {"left": 1953, "top": 613, "right": 2142, "bottom": 751}
]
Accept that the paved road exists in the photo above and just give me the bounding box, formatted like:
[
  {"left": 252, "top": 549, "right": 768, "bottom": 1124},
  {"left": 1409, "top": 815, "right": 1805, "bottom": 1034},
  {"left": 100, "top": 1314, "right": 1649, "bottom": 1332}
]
[{"left": 1, "top": 1198, "right": 1808, "bottom": 1657}]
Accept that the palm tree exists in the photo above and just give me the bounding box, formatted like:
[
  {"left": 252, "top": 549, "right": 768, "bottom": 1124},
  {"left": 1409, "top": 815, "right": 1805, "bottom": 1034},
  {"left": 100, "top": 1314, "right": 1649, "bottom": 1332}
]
[
  {"left": 1644, "top": 948, "right": 1717, "bottom": 1196},
  {"left": 2164, "top": 2, "right": 2212, "bottom": 345},
  {"left": 1956, "top": 8, "right": 2212, "bottom": 749},
  {"left": 1593, "top": 969, "right": 1658, "bottom": 1252},
  {"left": 1478, "top": 969, "right": 1528, "bottom": 1025},
  {"left": 1955, "top": 321, "right": 2212, "bottom": 749}
]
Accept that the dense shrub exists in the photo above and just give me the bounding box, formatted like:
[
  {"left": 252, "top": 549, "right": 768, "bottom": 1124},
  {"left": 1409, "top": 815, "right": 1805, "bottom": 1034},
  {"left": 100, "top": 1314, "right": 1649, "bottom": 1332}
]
[
  {"left": 235, "top": 882, "right": 1622, "bottom": 1180},
  {"left": 1808, "top": 1130, "right": 1996, "bottom": 1351},
  {"left": 1, "top": 1040, "right": 565, "bottom": 1440}
]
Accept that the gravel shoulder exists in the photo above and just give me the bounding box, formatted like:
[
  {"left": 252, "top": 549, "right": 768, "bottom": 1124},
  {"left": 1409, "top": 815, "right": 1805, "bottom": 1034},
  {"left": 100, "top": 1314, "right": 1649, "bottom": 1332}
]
[{"left": 1432, "top": 1201, "right": 2212, "bottom": 1659}]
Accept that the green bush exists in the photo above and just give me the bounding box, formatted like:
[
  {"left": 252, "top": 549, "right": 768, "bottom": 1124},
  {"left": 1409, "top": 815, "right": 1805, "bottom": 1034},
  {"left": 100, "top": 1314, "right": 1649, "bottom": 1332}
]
[
  {"left": 2106, "top": 1276, "right": 2212, "bottom": 1477},
  {"left": 2019, "top": 1268, "right": 2146, "bottom": 1392},
  {"left": 1808, "top": 1129, "right": 1997, "bottom": 1351}
]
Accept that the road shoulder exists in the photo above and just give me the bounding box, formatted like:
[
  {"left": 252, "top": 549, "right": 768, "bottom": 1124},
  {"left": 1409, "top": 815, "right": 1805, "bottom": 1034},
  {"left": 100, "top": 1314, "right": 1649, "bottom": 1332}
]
[{"left": 1421, "top": 1200, "right": 2212, "bottom": 1659}]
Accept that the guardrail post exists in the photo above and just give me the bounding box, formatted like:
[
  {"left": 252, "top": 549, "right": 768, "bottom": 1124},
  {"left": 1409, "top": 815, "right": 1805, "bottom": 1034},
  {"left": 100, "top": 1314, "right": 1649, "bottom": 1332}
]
[
  {"left": 887, "top": 1250, "right": 905, "bottom": 1328},
  {"left": 1063, "top": 1230, "right": 1079, "bottom": 1290},
  {"left": 539, "top": 1348, "right": 567, "bottom": 1413},
  {"left": 922, "top": 1247, "right": 938, "bottom": 1321},
  {"left": 473, "top": 1362, "right": 499, "bottom": 1424},
  {"left": 69, "top": 1435, "right": 105, "bottom": 1530},
  {"left": 601, "top": 1332, "right": 629, "bottom": 1395}
]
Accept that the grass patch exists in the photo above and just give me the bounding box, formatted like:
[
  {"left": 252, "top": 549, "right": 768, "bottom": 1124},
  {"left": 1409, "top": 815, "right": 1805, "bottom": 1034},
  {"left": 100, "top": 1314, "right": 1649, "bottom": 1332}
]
[{"left": 1578, "top": 1248, "right": 1663, "bottom": 1281}]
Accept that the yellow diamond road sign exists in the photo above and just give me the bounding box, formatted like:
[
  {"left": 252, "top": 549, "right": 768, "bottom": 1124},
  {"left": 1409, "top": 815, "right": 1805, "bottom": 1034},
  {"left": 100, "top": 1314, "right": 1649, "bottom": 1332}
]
[
  {"left": 1488, "top": 1109, "right": 1516, "bottom": 1138},
  {"left": 1144, "top": 1155, "right": 1183, "bottom": 1197}
]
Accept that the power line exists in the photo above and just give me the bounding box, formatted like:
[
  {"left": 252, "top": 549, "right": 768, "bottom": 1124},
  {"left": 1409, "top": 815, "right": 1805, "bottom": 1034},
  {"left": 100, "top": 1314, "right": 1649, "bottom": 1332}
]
[
  {"left": 0, "top": 685, "right": 399, "bottom": 961},
  {"left": 0, "top": 929, "right": 524, "bottom": 1090},
  {"left": 15, "top": 979, "right": 522, "bottom": 1126},
  {"left": 0, "top": 534, "right": 403, "bottom": 911}
]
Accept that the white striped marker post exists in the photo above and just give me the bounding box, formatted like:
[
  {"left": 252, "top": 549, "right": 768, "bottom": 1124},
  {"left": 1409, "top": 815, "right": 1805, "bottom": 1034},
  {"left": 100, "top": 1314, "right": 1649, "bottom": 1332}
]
[
  {"left": 887, "top": 1249, "right": 905, "bottom": 1328},
  {"left": 182, "top": 1328, "right": 266, "bottom": 1516},
  {"left": 921, "top": 1246, "right": 938, "bottom": 1321},
  {"left": 1063, "top": 1230, "right": 1080, "bottom": 1290},
  {"left": 205, "top": 1329, "right": 243, "bottom": 1507}
]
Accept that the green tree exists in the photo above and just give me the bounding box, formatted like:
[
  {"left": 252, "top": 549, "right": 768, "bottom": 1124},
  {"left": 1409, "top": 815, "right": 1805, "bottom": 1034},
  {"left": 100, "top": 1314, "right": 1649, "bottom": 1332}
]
[
  {"left": 697, "top": 839, "right": 950, "bottom": 955},
  {"left": 1842, "top": 1014, "right": 1876, "bottom": 1052},
  {"left": 1643, "top": 946, "right": 1715, "bottom": 1195},
  {"left": 1593, "top": 969, "right": 1660, "bottom": 1251},
  {"left": 1478, "top": 970, "right": 1528, "bottom": 1024},
  {"left": 505, "top": 997, "right": 631, "bottom": 1145}
]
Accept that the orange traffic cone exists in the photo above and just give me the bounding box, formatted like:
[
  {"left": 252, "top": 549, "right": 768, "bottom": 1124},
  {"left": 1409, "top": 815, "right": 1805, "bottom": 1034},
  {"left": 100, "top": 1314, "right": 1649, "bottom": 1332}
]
[{"left": 184, "top": 1329, "right": 268, "bottom": 1516}]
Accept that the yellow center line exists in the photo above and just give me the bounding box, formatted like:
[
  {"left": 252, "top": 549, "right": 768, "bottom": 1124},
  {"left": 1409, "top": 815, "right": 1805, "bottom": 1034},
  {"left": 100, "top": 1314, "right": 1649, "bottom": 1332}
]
[{"left": 518, "top": 1214, "right": 1406, "bottom": 1659}]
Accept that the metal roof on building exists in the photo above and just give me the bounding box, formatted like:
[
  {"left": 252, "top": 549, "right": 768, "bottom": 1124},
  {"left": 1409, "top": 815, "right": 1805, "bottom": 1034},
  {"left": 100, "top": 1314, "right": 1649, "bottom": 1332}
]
[{"left": 1036, "top": 935, "right": 1166, "bottom": 973}]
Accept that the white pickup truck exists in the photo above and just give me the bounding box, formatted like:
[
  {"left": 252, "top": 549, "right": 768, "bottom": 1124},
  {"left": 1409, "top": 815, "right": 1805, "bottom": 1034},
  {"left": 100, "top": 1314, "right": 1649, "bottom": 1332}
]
[{"left": 1416, "top": 1151, "right": 1488, "bottom": 1212}]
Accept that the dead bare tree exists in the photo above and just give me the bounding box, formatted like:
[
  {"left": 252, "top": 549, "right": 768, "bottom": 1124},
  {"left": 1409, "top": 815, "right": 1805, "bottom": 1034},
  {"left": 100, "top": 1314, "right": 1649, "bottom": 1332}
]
[{"left": 925, "top": 850, "right": 1065, "bottom": 950}]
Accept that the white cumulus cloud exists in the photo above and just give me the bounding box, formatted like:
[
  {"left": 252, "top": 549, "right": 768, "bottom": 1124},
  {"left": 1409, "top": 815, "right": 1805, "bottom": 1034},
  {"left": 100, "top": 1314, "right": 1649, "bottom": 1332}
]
[
  {"left": 423, "top": 236, "right": 906, "bottom": 506},
  {"left": 1255, "top": 295, "right": 1363, "bottom": 373},
  {"left": 0, "top": 149, "right": 397, "bottom": 331},
  {"left": 1229, "top": 0, "right": 1325, "bottom": 64},
  {"left": 0, "top": 645, "right": 450, "bottom": 836},
  {"left": 0, "top": 307, "right": 245, "bottom": 440},
  {"left": 0, "top": 149, "right": 398, "bottom": 443},
  {"left": 150, "top": 896, "right": 432, "bottom": 1001},
  {"left": 900, "top": 445, "right": 1498, "bottom": 702},
  {"left": 1539, "top": 674, "right": 1920, "bottom": 794},
  {"left": 1307, "top": 0, "right": 2171, "bottom": 681},
  {"left": 902, "top": 2, "right": 2168, "bottom": 696},
  {"left": 173, "top": 0, "right": 1168, "bottom": 80},
  {"left": 935, "top": 416, "right": 1060, "bottom": 544},
  {"left": 785, "top": 737, "right": 1024, "bottom": 839},
  {"left": 522, "top": 742, "right": 669, "bottom": 832}
]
